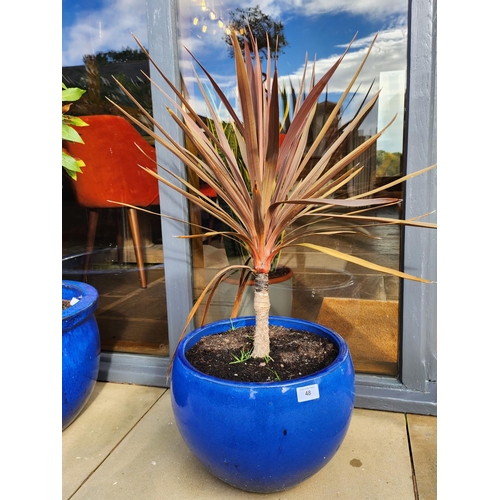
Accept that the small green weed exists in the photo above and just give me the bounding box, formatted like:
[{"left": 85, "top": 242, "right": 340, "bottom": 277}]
[
  {"left": 229, "top": 347, "right": 253, "bottom": 364},
  {"left": 266, "top": 367, "right": 281, "bottom": 381}
]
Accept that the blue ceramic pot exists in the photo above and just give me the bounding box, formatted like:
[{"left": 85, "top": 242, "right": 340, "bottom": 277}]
[
  {"left": 171, "top": 316, "right": 355, "bottom": 493},
  {"left": 62, "top": 280, "right": 101, "bottom": 430}
]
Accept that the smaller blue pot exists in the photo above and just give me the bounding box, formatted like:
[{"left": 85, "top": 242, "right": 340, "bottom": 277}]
[
  {"left": 171, "top": 316, "right": 355, "bottom": 493},
  {"left": 62, "top": 280, "right": 101, "bottom": 430}
]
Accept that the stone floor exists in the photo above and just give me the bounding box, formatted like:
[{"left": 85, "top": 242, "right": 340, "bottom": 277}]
[
  {"left": 62, "top": 205, "right": 436, "bottom": 497},
  {"left": 62, "top": 381, "right": 437, "bottom": 500}
]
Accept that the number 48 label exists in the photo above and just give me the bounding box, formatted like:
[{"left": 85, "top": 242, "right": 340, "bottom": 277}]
[{"left": 296, "top": 384, "right": 320, "bottom": 402}]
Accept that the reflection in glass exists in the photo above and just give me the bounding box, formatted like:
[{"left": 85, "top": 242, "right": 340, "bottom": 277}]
[
  {"left": 62, "top": 0, "right": 168, "bottom": 357},
  {"left": 178, "top": 0, "right": 408, "bottom": 376}
]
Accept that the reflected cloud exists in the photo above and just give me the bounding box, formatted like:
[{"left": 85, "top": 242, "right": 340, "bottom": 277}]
[
  {"left": 181, "top": 24, "right": 406, "bottom": 154},
  {"left": 182, "top": 70, "right": 237, "bottom": 121},
  {"left": 224, "top": 0, "right": 406, "bottom": 19},
  {"left": 62, "top": 0, "right": 148, "bottom": 66},
  {"left": 279, "top": 27, "right": 407, "bottom": 98}
]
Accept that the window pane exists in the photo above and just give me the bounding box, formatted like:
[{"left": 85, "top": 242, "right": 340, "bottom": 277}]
[
  {"left": 177, "top": 0, "right": 408, "bottom": 376},
  {"left": 62, "top": 0, "right": 169, "bottom": 357}
]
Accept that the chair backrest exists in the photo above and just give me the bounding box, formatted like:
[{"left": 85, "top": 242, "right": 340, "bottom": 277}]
[{"left": 64, "top": 115, "right": 159, "bottom": 208}]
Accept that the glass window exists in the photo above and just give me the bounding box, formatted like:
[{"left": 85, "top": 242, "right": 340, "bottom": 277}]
[
  {"left": 62, "top": 0, "right": 169, "bottom": 357},
  {"left": 176, "top": 0, "right": 409, "bottom": 376}
]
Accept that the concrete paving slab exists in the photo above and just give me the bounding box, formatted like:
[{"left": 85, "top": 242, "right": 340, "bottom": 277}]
[
  {"left": 407, "top": 413, "right": 437, "bottom": 500},
  {"left": 62, "top": 382, "right": 166, "bottom": 499},
  {"left": 70, "top": 388, "right": 415, "bottom": 500}
]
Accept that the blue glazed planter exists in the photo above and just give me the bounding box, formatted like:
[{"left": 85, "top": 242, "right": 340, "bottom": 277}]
[
  {"left": 171, "top": 316, "right": 355, "bottom": 493},
  {"left": 62, "top": 280, "right": 101, "bottom": 430}
]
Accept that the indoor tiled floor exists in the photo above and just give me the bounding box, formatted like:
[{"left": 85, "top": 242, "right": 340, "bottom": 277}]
[{"left": 62, "top": 381, "right": 437, "bottom": 500}]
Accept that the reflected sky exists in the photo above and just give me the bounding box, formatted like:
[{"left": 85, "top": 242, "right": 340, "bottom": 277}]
[{"left": 62, "top": 0, "right": 407, "bottom": 152}]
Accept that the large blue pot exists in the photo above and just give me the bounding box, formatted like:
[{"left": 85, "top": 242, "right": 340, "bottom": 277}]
[
  {"left": 62, "top": 280, "right": 101, "bottom": 430},
  {"left": 171, "top": 316, "right": 355, "bottom": 493}
]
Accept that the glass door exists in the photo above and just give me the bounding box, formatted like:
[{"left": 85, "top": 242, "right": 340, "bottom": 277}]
[
  {"left": 176, "top": 0, "right": 410, "bottom": 376},
  {"left": 62, "top": 0, "right": 169, "bottom": 357}
]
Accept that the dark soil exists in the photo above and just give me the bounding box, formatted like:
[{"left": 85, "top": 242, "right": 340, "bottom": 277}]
[
  {"left": 186, "top": 325, "right": 339, "bottom": 382},
  {"left": 62, "top": 299, "right": 72, "bottom": 310}
]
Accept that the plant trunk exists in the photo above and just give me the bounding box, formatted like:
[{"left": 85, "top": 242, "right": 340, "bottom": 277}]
[{"left": 252, "top": 272, "right": 270, "bottom": 358}]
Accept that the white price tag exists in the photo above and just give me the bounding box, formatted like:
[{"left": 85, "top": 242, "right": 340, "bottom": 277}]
[{"left": 296, "top": 384, "right": 320, "bottom": 403}]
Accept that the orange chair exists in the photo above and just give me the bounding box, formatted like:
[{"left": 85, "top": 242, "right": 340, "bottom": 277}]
[
  {"left": 199, "top": 182, "right": 218, "bottom": 244},
  {"left": 64, "top": 115, "right": 159, "bottom": 288}
]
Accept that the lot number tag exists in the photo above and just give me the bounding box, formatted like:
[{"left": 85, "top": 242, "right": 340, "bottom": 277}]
[{"left": 296, "top": 384, "right": 320, "bottom": 403}]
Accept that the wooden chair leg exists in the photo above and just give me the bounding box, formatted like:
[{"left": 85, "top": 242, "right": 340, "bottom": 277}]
[
  {"left": 83, "top": 209, "right": 99, "bottom": 282},
  {"left": 127, "top": 208, "right": 147, "bottom": 288},
  {"left": 205, "top": 197, "right": 217, "bottom": 245},
  {"left": 115, "top": 210, "right": 124, "bottom": 264}
]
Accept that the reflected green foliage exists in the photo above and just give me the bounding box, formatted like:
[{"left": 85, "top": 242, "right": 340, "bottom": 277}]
[
  {"left": 376, "top": 150, "right": 402, "bottom": 177},
  {"left": 90, "top": 47, "right": 148, "bottom": 64},
  {"left": 62, "top": 83, "right": 88, "bottom": 180},
  {"left": 62, "top": 48, "right": 153, "bottom": 126},
  {"left": 224, "top": 6, "right": 288, "bottom": 60}
]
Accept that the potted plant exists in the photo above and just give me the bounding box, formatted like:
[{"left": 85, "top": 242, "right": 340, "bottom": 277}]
[
  {"left": 62, "top": 84, "right": 101, "bottom": 430},
  {"left": 62, "top": 280, "right": 100, "bottom": 430},
  {"left": 109, "top": 31, "right": 436, "bottom": 492}
]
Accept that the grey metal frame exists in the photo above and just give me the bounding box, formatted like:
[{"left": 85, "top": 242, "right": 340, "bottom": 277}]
[{"left": 98, "top": 0, "right": 437, "bottom": 416}]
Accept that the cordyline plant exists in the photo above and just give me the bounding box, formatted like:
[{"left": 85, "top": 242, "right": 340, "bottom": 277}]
[{"left": 108, "top": 30, "right": 436, "bottom": 361}]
